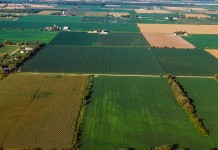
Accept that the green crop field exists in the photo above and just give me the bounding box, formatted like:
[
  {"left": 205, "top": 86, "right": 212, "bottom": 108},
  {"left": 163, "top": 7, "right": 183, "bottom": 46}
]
[
  {"left": 80, "top": 76, "right": 216, "bottom": 149},
  {"left": 151, "top": 48, "right": 218, "bottom": 76},
  {"left": 81, "top": 16, "right": 138, "bottom": 23},
  {"left": 0, "top": 30, "right": 58, "bottom": 44},
  {"left": 176, "top": 78, "right": 218, "bottom": 148},
  {"left": 17, "top": 15, "right": 82, "bottom": 22},
  {"left": 182, "top": 34, "right": 218, "bottom": 49},
  {"left": 22, "top": 46, "right": 163, "bottom": 74},
  {"left": 49, "top": 32, "right": 98, "bottom": 46},
  {"left": 49, "top": 32, "right": 149, "bottom": 46},
  {"left": 0, "top": 45, "right": 19, "bottom": 54},
  {"left": 0, "top": 21, "right": 139, "bottom": 32}
]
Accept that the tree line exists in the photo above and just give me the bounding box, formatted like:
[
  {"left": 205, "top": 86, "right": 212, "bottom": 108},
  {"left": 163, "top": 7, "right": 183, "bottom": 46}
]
[
  {"left": 166, "top": 74, "right": 209, "bottom": 136},
  {"left": 0, "top": 41, "right": 43, "bottom": 80}
]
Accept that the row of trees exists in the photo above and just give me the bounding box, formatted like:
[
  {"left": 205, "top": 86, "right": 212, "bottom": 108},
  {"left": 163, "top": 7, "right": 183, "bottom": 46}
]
[
  {"left": 3, "top": 40, "right": 39, "bottom": 46},
  {"left": 72, "top": 76, "right": 93, "bottom": 150},
  {"left": 166, "top": 74, "right": 209, "bottom": 136}
]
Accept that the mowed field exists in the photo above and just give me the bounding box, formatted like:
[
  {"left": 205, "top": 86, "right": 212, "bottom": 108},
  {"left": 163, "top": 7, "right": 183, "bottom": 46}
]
[
  {"left": 137, "top": 24, "right": 218, "bottom": 34},
  {"left": 182, "top": 34, "right": 218, "bottom": 49},
  {"left": 176, "top": 78, "right": 218, "bottom": 148},
  {"left": 49, "top": 32, "right": 149, "bottom": 46},
  {"left": 80, "top": 76, "right": 217, "bottom": 149},
  {"left": 142, "top": 33, "right": 195, "bottom": 49},
  {"left": 0, "top": 45, "right": 19, "bottom": 54},
  {"left": 0, "top": 74, "right": 90, "bottom": 148},
  {"left": 151, "top": 48, "right": 218, "bottom": 76},
  {"left": 0, "top": 30, "right": 58, "bottom": 43},
  {"left": 22, "top": 46, "right": 163, "bottom": 74}
]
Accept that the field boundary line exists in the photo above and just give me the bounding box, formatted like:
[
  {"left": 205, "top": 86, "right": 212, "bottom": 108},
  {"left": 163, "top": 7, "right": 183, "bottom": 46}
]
[{"left": 18, "top": 72, "right": 213, "bottom": 79}]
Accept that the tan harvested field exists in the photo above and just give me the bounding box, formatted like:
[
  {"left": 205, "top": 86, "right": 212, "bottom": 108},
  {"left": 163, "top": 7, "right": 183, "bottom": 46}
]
[
  {"left": 142, "top": 33, "right": 195, "bottom": 49},
  {"left": 84, "top": 11, "right": 108, "bottom": 17},
  {"left": 0, "top": 74, "right": 90, "bottom": 149},
  {"left": 37, "top": 10, "right": 61, "bottom": 15},
  {"left": 164, "top": 7, "right": 207, "bottom": 11},
  {"left": 135, "top": 9, "right": 170, "bottom": 14},
  {"left": 29, "top": 4, "right": 54, "bottom": 8},
  {"left": 197, "top": 10, "right": 218, "bottom": 14},
  {"left": 137, "top": 24, "right": 218, "bottom": 34},
  {"left": 205, "top": 49, "right": 218, "bottom": 59},
  {"left": 108, "top": 12, "right": 130, "bottom": 17},
  {"left": 185, "top": 14, "right": 210, "bottom": 19}
]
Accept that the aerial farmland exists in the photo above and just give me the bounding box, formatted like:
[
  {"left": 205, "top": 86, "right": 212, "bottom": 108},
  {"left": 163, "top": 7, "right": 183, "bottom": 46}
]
[{"left": 0, "top": 0, "right": 218, "bottom": 149}]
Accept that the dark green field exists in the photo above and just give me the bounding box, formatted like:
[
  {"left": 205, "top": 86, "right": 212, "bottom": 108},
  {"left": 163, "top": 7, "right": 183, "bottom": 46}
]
[
  {"left": 49, "top": 32, "right": 149, "bottom": 46},
  {"left": 18, "top": 15, "right": 82, "bottom": 22},
  {"left": 81, "top": 16, "right": 138, "bottom": 23},
  {"left": 22, "top": 46, "right": 163, "bottom": 74},
  {"left": 183, "top": 34, "right": 218, "bottom": 49},
  {"left": 80, "top": 76, "right": 217, "bottom": 149},
  {"left": 0, "top": 21, "right": 139, "bottom": 32},
  {"left": 151, "top": 48, "right": 218, "bottom": 76},
  {"left": 0, "top": 30, "right": 58, "bottom": 43}
]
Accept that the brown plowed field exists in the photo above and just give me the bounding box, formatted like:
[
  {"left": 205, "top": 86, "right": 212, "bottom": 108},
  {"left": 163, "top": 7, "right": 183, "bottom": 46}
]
[
  {"left": 142, "top": 33, "right": 195, "bottom": 49},
  {"left": 164, "top": 7, "right": 207, "bottom": 11},
  {"left": 205, "top": 49, "right": 218, "bottom": 59},
  {"left": 134, "top": 9, "right": 170, "bottom": 14},
  {"left": 0, "top": 74, "right": 89, "bottom": 149},
  {"left": 137, "top": 24, "right": 218, "bottom": 34}
]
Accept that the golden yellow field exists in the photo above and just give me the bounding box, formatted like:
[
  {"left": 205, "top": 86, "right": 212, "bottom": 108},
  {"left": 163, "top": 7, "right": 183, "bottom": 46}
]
[
  {"left": 134, "top": 9, "right": 170, "bottom": 14},
  {"left": 184, "top": 14, "right": 210, "bottom": 19},
  {"left": 37, "top": 10, "right": 61, "bottom": 15},
  {"left": 0, "top": 73, "right": 90, "bottom": 149},
  {"left": 142, "top": 33, "right": 195, "bottom": 49},
  {"left": 137, "top": 24, "right": 218, "bottom": 34},
  {"left": 205, "top": 49, "right": 218, "bottom": 59},
  {"left": 108, "top": 12, "right": 130, "bottom": 17}
]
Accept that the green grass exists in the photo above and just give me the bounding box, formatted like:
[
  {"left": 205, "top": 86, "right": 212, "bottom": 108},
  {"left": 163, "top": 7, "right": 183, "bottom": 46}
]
[
  {"left": 49, "top": 32, "right": 149, "bottom": 46},
  {"left": 176, "top": 78, "right": 218, "bottom": 148},
  {"left": 151, "top": 48, "right": 218, "bottom": 76},
  {"left": 0, "top": 45, "right": 18, "bottom": 54},
  {"left": 0, "top": 30, "right": 58, "bottom": 44},
  {"left": 17, "top": 15, "right": 82, "bottom": 22},
  {"left": 182, "top": 34, "right": 218, "bottom": 49},
  {"left": 80, "top": 76, "right": 216, "bottom": 149},
  {"left": 22, "top": 46, "right": 163, "bottom": 74},
  {"left": 0, "top": 21, "right": 139, "bottom": 32}
]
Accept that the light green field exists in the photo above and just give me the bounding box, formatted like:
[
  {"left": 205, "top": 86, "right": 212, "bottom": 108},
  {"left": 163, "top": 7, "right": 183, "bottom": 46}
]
[
  {"left": 0, "top": 46, "right": 18, "bottom": 54},
  {"left": 80, "top": 77, "right": 217, "bottom": 149},
  {"left": 177, "top": 78, "right": 218, "bottom": 147},
  {"left": 0, "top": 30, "right": 58, "bottom": 44}
]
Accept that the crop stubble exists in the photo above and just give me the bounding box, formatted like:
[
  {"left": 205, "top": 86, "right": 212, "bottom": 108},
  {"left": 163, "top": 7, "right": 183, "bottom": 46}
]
[
  {"left": 0, "top": 74, "right": 89, "bottom": 149},
  {"left": 137, "top": 24, "right": 218, "bottom": 34},
  {"left": 142, "top": 33, "right": 195, "bottom": 49}
]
